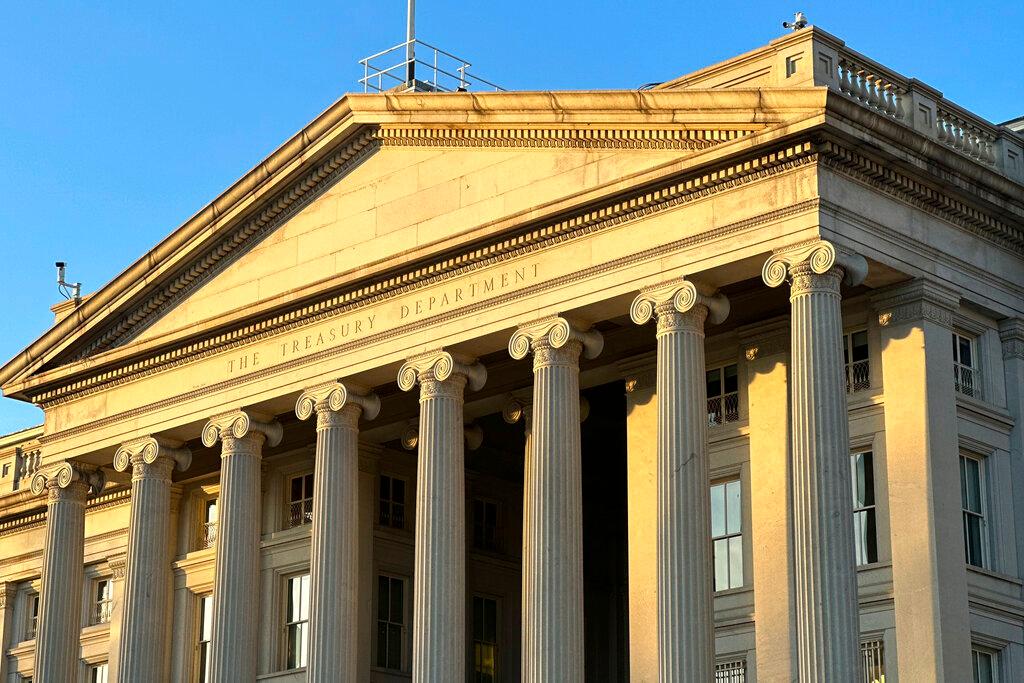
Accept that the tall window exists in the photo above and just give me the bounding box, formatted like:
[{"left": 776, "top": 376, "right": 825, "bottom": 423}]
[
  {"left": 287, "top": 474, "right": 314, "bottom": 529},
  {"left": 379, "top": 475, "right": 406, "bottom": 530},
  {"left": 953, "top": 332, "right": 981, "bottom": 398},
  {"left": 202, "top": 498, "right": 218, "bottom": 549},
  {"left": 473, "top": 499, "right": 498, "bottom": 552},
  {"left": 24, "top": 590, "right": 39, "bottom": 640},
  {"left": 92, "top": 578, "right": 113, "bottom": 624},
  {"left": 707, "top": 364, "right": 740, "bottom": 426},
  {"left": 711, "top": 479, "right": 743, "bottom": 591},
  {"left": 376, "top": 575, "right": 405, "bottom": 670},
  {"left": 89, "top": 664, "right": 109, "bottom": 683},
  {"left": 843, "top": 330, "right": 870, "bottom": 393},
  {"left": 472, "top": 596, "right": 499, "bottom": 682},
  {"left": 714, "top": 659, "right": 746, "bottom": 682},
  {"left": 960, "top": 455, "right": 988, "bottom": 568},
  {"left": 197, "top": 595, "right": 213, "bottom": 683},
  {"left": 860, "top": 639, "right": 885, "bottom": 683},
  {"left": 284, "top": 574, "right": 310, "bottom": 669},
  {"left": 972, "top": 647, "right": 997, "bottom": 683},
  {"left": 851, "top": 451, "right": 878, "bottom": 565}
]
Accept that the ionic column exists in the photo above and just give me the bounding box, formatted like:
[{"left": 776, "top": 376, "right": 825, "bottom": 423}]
[
  {"left": 631, "top": 279, "right": 729, "bottom": 682},
  {"left": 295, "top": 382, "right": 380, "bottom": 682},
  {"left": 763, "top": 240, "right": 867, "bottom": 682},
  {"left": 509, "top": 316, "right": 603, "bottom": 683},
  {"left": 31, "top": 462, "right": 104, "bottom": 682},
  {"left": 201, "top": 411, "right": 283, "bottom": 682},
  {"left": 112, "top": 437, "right": 191, "bottom": 683},
  {"left": 398, "top": 351, "right": 487, "bottom": 683}
]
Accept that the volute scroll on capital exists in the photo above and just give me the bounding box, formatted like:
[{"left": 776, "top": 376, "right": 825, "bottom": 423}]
[
  {"left": 113, "top": 436, "right": 192, "bottom": 474},
  {"left": 502, "top": 393, "right": 590, "bottom": 424},
  {"left": 400, "top": 420, "right": 485, "bottom": 451},
  {"left": 761, "top": 239, "right": 868, "bottom": 289},
  {"left": 30, "top": 461, "right": 105, "bottom": 498},
  {"left": 630, "top": 278, "right": 730, "bottom": 328},
  {"left": 397, "top": 350, "right": 487, "bottom": 393},
  {"left": 508, "top": 316, "right": 604, "bottom": 360},
  {"left": 201, "top": 410, "right": 283, "bottom": 448},
  {"left": 294, "top": 381, "right": 381, "bottom": 422}
]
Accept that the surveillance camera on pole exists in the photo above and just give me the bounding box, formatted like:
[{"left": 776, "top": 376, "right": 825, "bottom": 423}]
[
  {"left": 56, "top": 261, "right": 81, "bottom": 301},
  {"left": 783, "top": 11, "right": 808, "bottom": 30}
]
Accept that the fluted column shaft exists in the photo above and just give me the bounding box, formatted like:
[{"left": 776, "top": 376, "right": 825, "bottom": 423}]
[
  {"left": 34, "top": 479, "right": 89, "bottom": 682},
  {"left": 787, "top": 263, "right": 860, "bottom": 681},
  {"left": 307, "top": 405, "right": 360, "bottom": 681},
  {"left": 656, "top": 304, "right": 714, "bottom": 681},
  {"left": 117, "top": 455, "right": 176, "bottom": 681}
]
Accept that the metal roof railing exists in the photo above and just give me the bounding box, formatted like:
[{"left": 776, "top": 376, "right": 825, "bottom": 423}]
[{"left": 359, "top": 39, "right": 503, "bottom": 94}]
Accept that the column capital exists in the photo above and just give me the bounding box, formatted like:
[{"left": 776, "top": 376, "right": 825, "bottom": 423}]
[
  {"left": 108, "top": 554, "right": 128, "bottom": 580},
  {"left": 400, "top": 421, "right": 484, "bottom": 451},
  {"left": 502, "top": 394, "right": 532, "bottom": 425},
  {"left": 630, "top": 278, "right": 729, "bottom": 329},
  {"left": 762, "top": 239, "right": 868, "bottom": 289},
  {"left": 999, "top": 318, "right": 1024, "bottom": 360},
  {"left": 201, "top": 410, "right": 283, "bottom": 448},
  {"left": 509, "top": 316, "right": 603, "bottom": 360},
  {"left": 30, "top": 461, "right": 104, "bottom": 499},
  {"left": 113, "top": 436, "right": 192, "bottom": 475},
  {"left": 295, "top": 381, "right": 381, "bottom": 422},
  {"left": 397, "top": 350, "right": 487, "bottom": 393},
  {"left": 870, "top": 279, "right": 960, "bottom": 329}
]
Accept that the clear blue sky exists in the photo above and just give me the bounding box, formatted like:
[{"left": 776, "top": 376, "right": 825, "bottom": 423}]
[{"left": 0, "top": 1, "right": 1020, "bottom": 434}]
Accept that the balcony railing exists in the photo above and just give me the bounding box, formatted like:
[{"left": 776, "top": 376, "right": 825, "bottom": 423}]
[
  {"left": 93, "top": 599, "right": 113, "bottom": 625},
  {"left": 359, "top": 39, "right": 503, "bottom": 94},
  {"left": 954, "top": 364, "right": 982, "bottom": 399},
  {"left": 846, "top": 359, "right": 870, "bottom": 393},
  {"left": 201, "top": 522, "right": 218, "bottom": 549},
  {"left": 286, "top": 499, "right": 313, "bottom": 529},
  {"left": 708, "top": 393, "right": 740, "bottom": 427},
  {"left": 714, "top": 659, "right": 746, "bottom": 682},
  {"left": 860, "top": 639, "right": 885, "bottom": 683}
]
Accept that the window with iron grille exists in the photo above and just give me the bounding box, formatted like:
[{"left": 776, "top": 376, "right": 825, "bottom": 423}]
[
  {"left": 714, "top": 659, "right": 746, "bottom": 682},
  {"left": 844, "top": 330, "right": 870, "bottom": 393},
  {"left": 287, "top": 473, "right": 314, "bottom": 529},
  {"left": 201, "top": 498, "right": 218, "bottom": 550},
  {"left": 860, "top": 639, "right": 884, "bottom": 683},
  {"left": 953, "top": 333, "right": 982, "bottom": 399},
  {"left": 960, "top": 455, "right": 988, "bottom": 568},
  {"left": 971, "top": 646, "right": 998, "bottom": 683},
  {"left": 473, "top": 499, "right": 498, "bottom": 552},
  {"left": 376, "top": 575, "right": 405, "bottom": 670},
  {"left": 379, "top": 475, "right": 406, "bottom": 530},
  {"left": 706, "top": 364, "right": 739, "bottom": 426},
  {"left": 197, "top": 594, "right": 213, "bottom": 683},
  {"left": 284, "top": 574, "right": 310, "bottom": 669},
  {"left": 24, "top": 590, "right": 38, "bottom": 640},
  {"left": 851, "top": 451, "right": 878, "bottom": 566},
  {"left": 473, "top": 596, "right": 499, "bottom": 682},
  {"left": 92, "top": 578, "right": 113, "bottom": 624},
  {"left": 89, "top": 663, "right": 109, "bottom": 683},
  {"left": 711, "top": 479, "right": 743, "bottom": 591}
]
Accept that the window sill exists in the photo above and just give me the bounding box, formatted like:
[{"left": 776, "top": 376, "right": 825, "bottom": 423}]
[
  {"left": 257, "top": 667, "right": 306, "bottom": 681},
  {"left": 966, "top": 563, "right": 1024, "bottom": 587}
]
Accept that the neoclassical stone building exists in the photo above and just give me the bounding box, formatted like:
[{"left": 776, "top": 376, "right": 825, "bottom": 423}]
[{"left": 0, "top": 26, "right": 1022, "bottom": 683}]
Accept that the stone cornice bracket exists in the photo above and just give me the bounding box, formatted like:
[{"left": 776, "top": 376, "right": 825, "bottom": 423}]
[
  {"left": 397, "top": 350, "right": 487, "bottom": 393},
  {"left": 869, "top": 279, "right": 960, "bottom": 329},
  {"left": 737, "top": 317, "right": 790, "bottom": 361},
  {"left": 630, "top": 278, "right": 730, "bottom": 327},
  {"left": 400, "top": 421, "right": 485, "bottom": 451},
  {"left": 999, "top": 318, "right": 1024, "bottom": 360},
  {"left": 201, "top": 410, "right": 284, "bottom": 448},
  {"left": 508, "top": 316, "right": 604, "bottom": 360},
  {"left": 762, "top": 239, "right": 868, "bottom": 289},
  {"left": 30, "top": 461, "right": 105, "bottom": 497},
  {"left": 0, "top": 582, "right": 17, "bottom": 609},
  {"left": 113, "top": 436, "right": 192, "bottom": 473},
  {"left": 294, "top": 381, "right": 382, "bottom": 421},
  {"left": 108, "top": 554, "right": 128, "bottom": 580}
]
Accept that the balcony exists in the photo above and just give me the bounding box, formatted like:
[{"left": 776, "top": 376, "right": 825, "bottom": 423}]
[
  {"left": 707, "top": 393, "right": 740, "bottom": 427},
  {"left": 201, "top": 522, "right": 218, "bottom": 549},
  {"left": 286, "top": 499, "right": 313, "bottom": 529},
  {"left": 846, "top": 359, "right": 870, "bottom": 393},
  {"left": 715, "top": 659, "right": 746, "bottom": 682},
  {"left": 954, "top": 364, "right": 982, "bottom": 399}
]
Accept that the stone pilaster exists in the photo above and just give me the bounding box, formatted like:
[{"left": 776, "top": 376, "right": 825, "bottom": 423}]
[
  {"left": 1000, "top": 319, "right": 1024, "bottom": 580},
  {"left": 201, "top": 410, "right": 283, "bottom": 683},
  {"left": 763, "top": 240, "right": 866, "bottom": 682},
  {"left": 631, "top": 278, "right": 729, "bottom": 682},
  {"left": 509, "top": 316, "right": 602, "bottom": 683},
  {"left": 106, "top": 554, "right": 127, "bottom": 682},
  {"left": 295, "top": 382, "right": 380, "bottom": 683},
  {"left": 31, "top": 462, "right": 104, "bottom": 682},
  {"left": 0, "top": 582, "right": 17, "bottom": 682},
  {"left": 398, "top": 351, "right": 486, "bottom": 683},
  {"left": 112, "top": 437, "right": 191, "bottom": 683}
]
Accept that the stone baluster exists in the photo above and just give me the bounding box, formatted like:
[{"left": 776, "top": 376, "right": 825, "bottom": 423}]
[
  {"left": 31, "top": 463, "right": 104, "bottom": 682},
  {"left": 295, "top": 382, "right": 380, "bottom": 682},
  {"left": 509, "top": 316, "right": 603, "bottom": 683},
  {"left": 631, "top": 278, "right": 729, "bottom": 682},
  {"left": 201, "top": 411, "right": 283, "bottom": 682},
  {"left": 112, "top": 437, "right": 191, "bottom": 683},
  {"left": 763, "top": 240, "right": 867, "bottom": 682},
  {"left": 398, "top": 351, "right": 487, "bottom": 683}
]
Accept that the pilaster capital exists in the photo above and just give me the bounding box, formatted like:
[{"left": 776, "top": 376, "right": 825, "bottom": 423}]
[
  {"left": 113, "top": 436, "right": 192, "bottom": 475},
  {"left": 762, "top": 239, "right": 868, "bottom": 289},
  {"left": 201, "top": 410, "right": 283, "bottom": 448},
  {"left": 0, "top": 582, "right": 17, "bottom": 610},
  {"left": 108, "top": 554, "right": 128, "bottom": 580},
  {"left": 295, "top": 381, "right": 381, "bottom": 423},
  {"left": 870, "top": 279, "right": 959, "bottom": 329},
  {"left": 617, "top": 354, "right": 657, "bottom": 395},
  {"left": 400, "top": 421, "right": 485, "bottom": 451},
  {"left": 398, "top": 350, "right": 487, "bottom": 394},
  {"left": 30, "top": 461, "right": 104, "bottom": 499},
  {"left": 630, "top": 278, "right": 730, "bottom": 331},
  {"left": 999, "top": 319, "right": 1024, "bottom": 360},
  {"left": 509, "top": 316, "right": 603, "bottom": 362}
]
